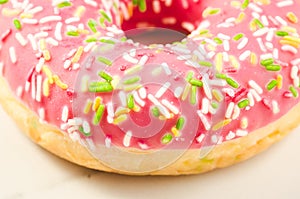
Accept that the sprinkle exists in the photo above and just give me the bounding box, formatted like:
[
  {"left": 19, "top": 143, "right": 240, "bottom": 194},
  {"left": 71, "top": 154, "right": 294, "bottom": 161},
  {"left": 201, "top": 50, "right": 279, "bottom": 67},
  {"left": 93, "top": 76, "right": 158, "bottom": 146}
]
[
  {"left": 197, "top": 111, "right": 211, "bottom": 130},
  {"left": 171, "top": 127, "right": 180, "bottom": 137},
  {"left": 123, "top": 53, "right": 139, "bottom": 64},
  {"left": 31, "top": 74, "right": 36, "bottom": 100},
  {"left": 98, "top": 71, "right": 113, "bottom": 82},
  {"left": 15, "top": 32, "right": 27, "bottom": 46},
  {"left": 155, "top": 82, "right": 171, "bottom": 98},
  {"left": 293, "top": 77, "right": 299, "bottom": 88},
  {"left": 236, "top": 129, "right": 248, "bottom": 137},
  {"left": 190, "top": 86, "right": 197, "bottom": 105},
  {"left": 127, "top": 94, "right": 135, "bottom": 109},
  {"left": 238, "top": 99, "right": 249, "bottom": 109},
  {"left": 0, "top": 0, "right": 9, "bottom": 4},
  {"left": 97, "top": 56, "right": 112, "bottom": 66},
  {"left": 161, "top": 133, "right": 173, "bottom": 144},
  {"left": 161, "top": 62, "right": 172, "bottom": 75},
  {"left": 61, "top": 106, "right": 69, "bottom": 122},
  {"left": 275, "top": 16, "right": 288, "bottom": 26},
  {"left": 71, "top": 46, "right": 84, "bottom": 63},
  {"left": 125, "top": 65, "right": 142, "bottom": 75},
  {"left": 55, "top": 22, "right": 63, "bottom": 41},
  {"left": 36, "top": 75, "right": 42, "bottom": 102},
  {"left": 151, "top": 106, "right": 160, "bottom": 117},
  {"left": 148, "top": 94, "right": 171, "bottom": 119},
  {"left": 215, "top": 53, "right": 223, "bottom": 72},
  {"left": 53, "top": 75, "right": 68, "bottom": 89},
  {"left": 250, "top": 89, "right": 262, "bottom": 102},
  {"left": 93, "top": 104, "right": 105, "bottom": 125},
  {"left": 253, "top": 19, "right": 264, "bottom": 29},
  {"left": 123, "top": 131, "right": 132, "bottom": 147},
  {"left": 250, "top": 53, "right": 258, "bottom": 65},
  {"left": 175, "top": 117, "right": 185, "bottom": 130},
  {"left": 291, "top": 66, "right": 299, "bottom": 79},
  {"left": 138, "top": 55, "right": 149, "bottom": 65},
  {"left": 266, "top": 79, "right": 278, "bottom": 91},
  {"left": 89, "top": 81, "right": 113, "bottom": 93},
  {"left": 265, "top": 64, "right": 281, "bottom": 71},
  {"left": 239, "top": 50, "right": 251, "bottom": 61},
  {"left": 276, "top": 0, "right": 293, "bottom": 7},
  {"left": 65, "top": 17, "right": 80, "bottom": 24},
  {"left": 277, "top": 75, "right": 283, "bottom": 89},
  {"left": 281, "top": 45, "right": 298, "bottom": 54},
  {"left": 162, "top": 99, "right": 179, "bottom": 114},
  {"left": 212, "top": 119, "right": 231, "bottom": 131},
  {"left": 9, "top": 47, "right": 17, "bottom": 64},
  {"left": 113, "top": 114, "right": 128, "bottom": 124},
  {"left": 225, "top": 102, "right": 235, "bottom": 119},
  {"left": 181, "top": 84, "right": 191, "bottom": 101},
  {"left": 226, "top": 77, "right": 239, "bottom": 88},
  {"left": 133, "top": 91, "right": 145, "bottom": 107},
  {"left": 237, "top": 37, "right": 249, "bottom": 50},
  {"left": 232, "top": 105, "right": 241, "bottom": 120},
  {"left": 57, "top": 1, "right": 72, "bottom": 8},
  {"left": 138, "top": 87, "right": 147, "bottom": 99},
  {"left": 43, "top": 50, "right": 51, "bottom": 61},
  {"left": 287, "top": 12, "right": 298, "bottom": 23},
  {"left": 39, "top": 16, "right": 62, "bottom": 24},
  {"left": 100, "top": 9, "right": 112, "bottom": 23},
  {"left": 272, "top": 100, "right": 280, "bottom": 114},
  {"left": 249, "top": 80, "right": 263, "bottom": 94},
  {"left": 260, "top": 58, "right": 274, "bottom": 66},
  {"left": 276, "top": 31, "right": 289, "bottom": 37},
  {"left": 13, "top": 19, "right": 22, "bottom": 30},
  {"left": 241, "top": 0, "right": 249, "bottom": 9},
  {"left": 233, "top": 33, "right": 244, "bottom": 41},
  {"left": 123, "top": 76, "right": 141, "bottom": 85},
  {"left": 289, "top": 86, "right": 298, "bottom": 98},
  {"left": 84, "top": 99, "right": 93, "bottom": 114},
  {"left": 66, "top": 31, "right": 80, "bottom": 37}
]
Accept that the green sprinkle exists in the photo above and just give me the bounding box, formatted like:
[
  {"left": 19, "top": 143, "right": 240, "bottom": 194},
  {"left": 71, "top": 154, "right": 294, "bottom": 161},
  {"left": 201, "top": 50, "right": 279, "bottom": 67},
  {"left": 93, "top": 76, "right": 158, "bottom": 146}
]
[
  {"left": 265, "top": 64, "right": 281, "bottom": 71},
  {"left": 190, "top": 86, "right": 197, "bottom": 105},
  {"left": 93, "top": 104, "right": 105, "bottom": 125},
  {"left": 213, "top": 37, "right": 223, "bottom": 44},
  {"left": 199, "top": 60, "right": 213, "bottom": 67},
  {"left": 97, "top": 56, "right": 112, "bottom": 66},
  {"left": 211, "top": 101, "right": 219, "bottom": 109},
  {"left": 289, "top": 86, "right": 298, "bottom": 98},
  {"left": 226, "top": 77, "right": 239, "bottom": 88},
  {"left": 138, "top": 0, "right": 147, "bottom": 12},
  {"left": 200, "top": 30, "right": 209, "bottom": 35},
  {"left": 127, "top": 94, "right": 135, "bottom": 109},
  {"left": 99, "top": 17, "right": 106, "bottom": 28},
  {"left": 216, "top": 73, "right": 227, "bottom": 79},
  {"left": 123, "top": 76, "right": 141, "bottom": 85},
  {"left": 151, "top": 107, "right": 160, "bottom": 117},
  {"left": 238, "top": 99, "right": 249, "bottom": 109},
  {"left": 100, "top": 9, "right": 112, "bottom": 23},
  {"left": 241, "top": 0, "right": 249, "bottom": 9},
  {"left": 233, "top": 33, "right": 244, "bottom": 41},
  {"left": 176, "top": 117, "right": 185, "bottom": 130},
  {"left": 120, "top": 37, "right": 127, "bottom": 42},
  {"left": 266, "top": 80, "right": 278, "bottom": 91},
  {"left": 57, "top": 1, "right": 72, "bottom": 8},
  {"left": 88, "top": 82, "right": 113, "bottom": 93},
  {"left": 132, "top": 0, "right": 138, "bottom": 5},
  {"left": 87, "top": 19, "right": 97, "bottom": 33},
  {"left": 260, "top": 58, "right": 274, "bottom": 66},
  {"left": 276, "top": 31, "right": 289, "bottom": 37},
  {"left": 79, "top": 126, "right": 91, "bottom": 137},
  {"left": 209, "top": 8, "right": 220, "bottom": 15},
  {"left": 185, "top": 71, "right": 194, "bottom": 82},
  {"left": 13, "top": 19, "right": 22, "bottom": 30},
  {"left": 85, "top": 38, "right": 98, "bottom": 43},
  {"left": 189, "top": 78, "right": 203, "bottom": 87},
  {"left": 254, "top": 19, "right": 264, "bottom": 29},
  {"left": 0, "top": 0, "right": 9, "bottom": 4},
  {"left": 66, "top": 31, "right": 79, "bottom": 37},
  {"left": 161, "top": 133, "right": 173, "bottom": 144},
  {"left": 98, "top": 71, "right": 113, "bottom": 82},
  {"left": 99, "top": 38, "right": 115, "bottom": 44}
]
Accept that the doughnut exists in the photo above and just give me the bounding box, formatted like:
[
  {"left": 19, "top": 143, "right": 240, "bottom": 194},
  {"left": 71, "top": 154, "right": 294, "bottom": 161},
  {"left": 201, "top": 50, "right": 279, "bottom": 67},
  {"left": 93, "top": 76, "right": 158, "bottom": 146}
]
[{"left": 0, "top": 0, "right": 300, "bottom": 175}]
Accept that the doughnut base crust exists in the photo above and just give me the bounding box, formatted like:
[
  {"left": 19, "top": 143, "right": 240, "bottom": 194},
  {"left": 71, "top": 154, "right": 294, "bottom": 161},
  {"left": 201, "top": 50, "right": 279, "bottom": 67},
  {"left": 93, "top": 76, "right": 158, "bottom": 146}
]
[{"left": 0, "top": 76, "right": 298, "bottom": 175}]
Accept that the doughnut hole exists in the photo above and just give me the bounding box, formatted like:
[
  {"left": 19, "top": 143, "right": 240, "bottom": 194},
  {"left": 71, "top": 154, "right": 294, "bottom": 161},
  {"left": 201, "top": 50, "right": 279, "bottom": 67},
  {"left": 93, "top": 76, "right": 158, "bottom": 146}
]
[{"left": 121, "top": 0, "right": 203, "bottom": 44}]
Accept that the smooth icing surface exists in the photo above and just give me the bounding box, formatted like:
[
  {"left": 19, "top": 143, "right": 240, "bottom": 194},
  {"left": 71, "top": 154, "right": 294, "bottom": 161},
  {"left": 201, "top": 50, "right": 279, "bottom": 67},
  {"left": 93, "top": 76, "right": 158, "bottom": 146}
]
[{"left": 0, "top": 0, "right": 300, "bottom": 153}]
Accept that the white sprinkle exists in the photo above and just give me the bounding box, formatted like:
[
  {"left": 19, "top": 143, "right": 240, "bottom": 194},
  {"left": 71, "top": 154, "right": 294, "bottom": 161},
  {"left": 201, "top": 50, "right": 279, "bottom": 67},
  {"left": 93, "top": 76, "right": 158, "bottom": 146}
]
[
  {"left": 65, "top": 17, "right": 80, "bottom": 24},
  {"left": 276, "top": 0, "right": 293, "bottom": 7},
  {"left": 281, "top": 45, "right": 298, "bottom": 54},
  {"left": 106, "top": 102, "right": 114, "bottom": 118},
  {"left": 0, "top": 62, "right": 3, "bottom": 76},
  {"left": 162, "top": 17, "right": 177, "bottom": 25},
  {"left": 34, "top": 31, "right": 48, "bottom": 39},
  {"left": 226, "top": 131, "right": 236, "bottom": 141},
  {"left": 196, "top": 134, "right": 205, "bottom": 143},
  {"left": 252, "top": 12, "right": 260, "bottom": 19},
  {"left": 84, "top": 0, "right": 98, "bottom": 7},
  {"left": 118, "top": 91, "right": 127, "bottom": 107},
  {"left": 31, "top": 74, "right": 36, "bottom": 100},
  {"left": 193, "top": 50, "right": 205, "bottom": 60},
  {"left": 223, "top": 88, "right": 235, "bottom": 97},
  {"left": 223, "top": 52, "right": 229, "bottom": 62},
  {"left": 55, "top": 22, "right": 63, "bottom": 41},
  {"left": 197, "top": 111, "right": 211, "bottom": 130},
  {"left": 155, "top": 82, "right": 171, "bottom": 98},
  {"left": 123, "top": 53, "right": 139, "bottom": 64},
  {"left": 86, "top": 138, "right": 95, "bottom": 150},
  {"left": 182, "top": 22, "right": 195, "bottom": 32},
  {"left": 261, "top": 15, "right": 269, "bottom": 26},
  {"left": 273, "top": 48, "right": 279, "bottom": 59},
  {"left": 46, "top": 37, "right": 59, "bottom": 46},
  {"left": 232, "top": 105, "right": 240, "bottom": 120},
  {"left": 275, "top": 16, "right": 288, "bottom": 26},
  {"left": 203, "top": 74, "right": 212, "bottom": 100},
  {"left": 253, "top": 27, "right": 269, "bottom": 37},
  {"left": 249, "top": 80, "right": 263, "bottom": 94},
  {"left": 161, "top": 62, "right": 172, "bottom": 75},
  {"left": 207, "top": 51, "right": 216, "bottom": 59},
  {"left": 148, "top": 94, "right": 171, "bottom": 118},
  {"left": 64, "top": 59, "right": 72, "bottom": 69},
  {"left": 39, "top": 16, "right": 62, "bottom": 24},
  {"left": 256, "top": 38, "right": 267, "bottom": 52},
  {"left": 210, "top": 79, "right": 227, "bottom": 87},
  {"left": 201, "top": 97, "right": 209, "bottom": 114},
  {"left": 61, "top": 106, "right": 69, "bottom": 122},
  {"left": 38, "top": 108, "right": 45, "bottom": 121},
  {"left": 174, "top": 87, "right": 183, "bottom": 98},
  {"left": 138, "top": 87, "right": 147, "bottom": 99},
  {"left": 260, "top": 53, "right": 273, "bottom": 60},
  {"left": 84, "top": 42, "right": 96, "bottom": 52},
  {"left": 82, "top": 121, "right": 91, "bottom": 134},
  {"left": 9, "top": 47, "right": 17, "bottom": 64},
  {"left": 123, "top": 131, "right": 132, "bottom": 147},
  {"left": 15, "top": 32, "right": 27, "bottom": 46},
  {"left": 208, "top": 105, "right": 217, "bottom": 115},
  {"left": 249, "top": 3, "right": 263, "bottom": 13},
  {"left": 247, "top": 91, "right": 255, "bottom": 107},
  {"left": 291, "top": 59, "right": 300, "bottom": 66},
  {"left": 133, "top": 91, "right": 145, "bottom": 107},
  {"left": 105, "top": 137, "right": 111, "bottom": 148},
  {"left": 36, "top": 75, "right": 42, "bottom": 102},
  {"left": 162, "top": 99, "right": 179, "bottom": 115},
  {"left": 223, "top": 39, "right": 230, "bottom": 51},
  {"left": 239, "top": 50, "right": 251, "bottom": 61},
  {"left": 138, "top": 142, "right": 149, "bottom": 150},
  {"left": 153, "top": 0, "right": 161, "bottom": 13},
  {"left": 171, "top": 45, "right": 191, "bottom": 54},
  {"left": 107, "top": 116, "right": 113, "bottom": 124},
  {"left": 177, "top": 54, "right": 192, "bottom": 61},
  {"left": 268, "top": 16, "right": 279, "bottom": 26},
  {"left": 120, "top": 2, "right": 130, "bottom": 20},
  {"left": 237, "top": 37, "right": 249, "bottom": 50},
  {"left": 72, "top": 63, "right": 80, "bottom": 70},
  {"left": 68, "top": 131, "right": 80, "bottom": 141},
  {"left": 250, "top": 89, "right": 262, "bottom": 102},
  {"left": 225, "top": 102, "right": 235, "bottom": 119},
  {"left": 272, "top": 100, "right": 280, "bottom": 114},
  {"left": 266, "top": 29, "right": 274, "bottom": 42},
  {"left": 265, "top": 42, "right": 273, "bottom": 50},
  {"left": 22, "top": 18, "right": 38, "bottom": 24},
  {"left": 68, "top": 118, "right": 83, "bottom": 126},
  {"left": 236, "top": 129, "right": 248, "bottom": 137},
  {"left": 293, "top": 76, "right": 300, "bottom": 87},
  {"left": 291, "top": 66, "right": 299, "bottom": 79},
  {"left": 25, "top": 81, "right": 30, "bottom": 92},
  {"left": 217, "top": 33, "right": 230, "bottom": 40},
  {"left": 129, "top": 49, "right": 136, "bottom": 57},
  {"left": 138, "top": 55, "right": 149, "bottom": 65},
  {"left": 27, "top": 6, "right": 43, "bottom": 14}
]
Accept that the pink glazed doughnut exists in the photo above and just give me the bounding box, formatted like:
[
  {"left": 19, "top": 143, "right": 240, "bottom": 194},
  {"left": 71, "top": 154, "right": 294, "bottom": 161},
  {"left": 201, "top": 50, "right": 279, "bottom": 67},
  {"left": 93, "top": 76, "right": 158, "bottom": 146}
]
[{"left": 0, "top": 0, "right": 300, "bottom": 175}]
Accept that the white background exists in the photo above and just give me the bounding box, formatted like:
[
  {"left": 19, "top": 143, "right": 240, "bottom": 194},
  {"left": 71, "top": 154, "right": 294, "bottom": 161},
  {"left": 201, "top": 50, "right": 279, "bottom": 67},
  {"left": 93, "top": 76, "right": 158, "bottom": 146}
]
[{"left": 0, "top": 105, "right": 300, "bottom": 199}]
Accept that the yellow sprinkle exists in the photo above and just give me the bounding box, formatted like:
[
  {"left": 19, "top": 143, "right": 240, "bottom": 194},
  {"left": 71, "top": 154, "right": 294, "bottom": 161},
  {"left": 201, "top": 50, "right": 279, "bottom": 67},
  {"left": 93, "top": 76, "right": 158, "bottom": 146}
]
[
  {"left": 181, "top": 84, "right": 191, "bottom": 101},
  {"left": 133, "top": 105, "right": 141, "bottom": 112},
  {"left": 277, "top": 74, "right": 283, "bottom": 89},
  {"left": 42, "top": 65, "right": 53, "bottom": 84},
  {"left": 92, "top": 96, "right": 102, "bottom": 111},
  {"left": 212, "top": 119, "right": 232, "bottom": 131},
  {"left": 42, "top": 78, "right": 50, "bottom": 97},
  {"left": 113, "top": 114, "right": 127, "bottom": 125},
  {"left": 280, "top": 39, "right": 300, "bottom": 48},
  {"left": 1, "top": 8, "right": 21, "bottom": 17},
  {"left": 250, "top": 52, "right": 258, "bottom": 65},
  {"left": 249, "top": 19, "right": 257, "bottom": 32},
  {"left": 74, "top": 6, "right": 86, "bottom": 18},
  {"left": 254, "top": 0, "right": 270, "bottom": 5},
  {"left": 287, "top": 12, "right": 298, "bottom": 24},
  {"left": 39, "top": 39, "right": 46, "bottom": 51},
  {"left": 229, "top": 55, "right": 240, "bottom": 69},
  {"left": 77, "top": 29, "right": 90, "bottom": 35},
  {"left": 230, "top": 1, "right": 241, "bottom": 8},
  {"left": 123, "top": 83, "right": 142, "bottom": 92},
  {"left": 282, "top": 26, "right": 297, "bottom": 33},
  {"left": 71, "top": 46, "right": 84, "bottom": 63},
  {"left": 43, "top": 50, "right": 51, "bottom": 61},
  {"left": 53, "top": 75, "right": 68, "bottom": 90},
  {"left": 235, "top": 12, "right": 245, "bottom": 24},
  {"left": 215, "top": 53, "right": 223, "bottom": 72},
  {"left": 283, "top": 36, "right": 300, "bottom": 44},
  {"left": 115, "top": 107, "right": 130, "bottom": 117},
  {"left": 171, "top": 127, "right": 181, "bottom": 137},
  {"left": 20, "top": 13, "right": 33, "bottom": 19},
  {"left": 212, "top": 89, "right": 224, "bottom": 102},
  {"left": 83, "top": 99, "right": 93, "bottom": 114},
  {"left": 240, "top": 117, "right": 248, "bottom": 129}
]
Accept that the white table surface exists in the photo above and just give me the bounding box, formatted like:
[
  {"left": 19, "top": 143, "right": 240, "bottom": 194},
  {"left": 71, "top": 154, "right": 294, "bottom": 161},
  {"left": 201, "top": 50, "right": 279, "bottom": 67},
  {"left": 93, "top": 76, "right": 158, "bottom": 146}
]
[{"left": 0, "top": 105, "right": 300, "bottom": 199}]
